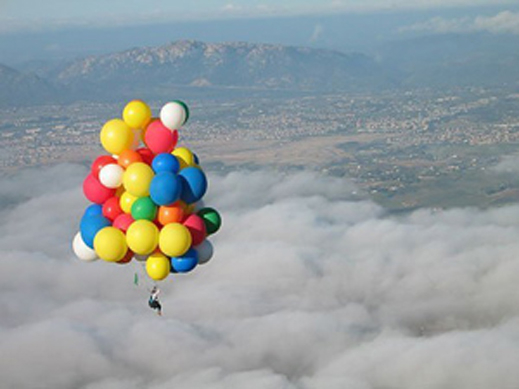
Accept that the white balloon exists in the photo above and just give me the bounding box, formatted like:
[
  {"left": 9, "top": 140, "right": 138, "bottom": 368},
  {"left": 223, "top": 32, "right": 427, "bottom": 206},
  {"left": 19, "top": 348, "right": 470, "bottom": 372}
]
[
  {"left": 134, "top": 254, "right": 149, "bottom": 262},
  {"left": 99, "top": 164, "right": 124, "bottom": 188},
  {"left": 73, "top": 232, "right": 98, "bottom": 262},
  {"left": 160, "top": 102, "right": 186, "bottom": 131},
  {"left": 195, "top": 239, "right": 213, "bottom": 265}
]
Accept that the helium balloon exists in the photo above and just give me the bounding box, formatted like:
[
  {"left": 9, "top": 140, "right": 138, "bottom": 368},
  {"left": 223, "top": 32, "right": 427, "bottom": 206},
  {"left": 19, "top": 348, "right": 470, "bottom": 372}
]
[
  {"left": 118, "top": 149, "right": 143, "bottom": 169},
  {"left": 102, "top": 196, "right": 123, "bottom": 221},
  {"left": 160, "top": 101, "right": 188, "bottom": 130},
  {"left": 134, "top": 254, "right": 149, "bottom": 262},
  {"left": 83, "top": 173, "right": 116, "bottom": 205},
  {"left": 136, "top": 147, "right": 154, "bottom": 165},
  {"left": 82, "top": 204, "right": 103, "bottom": 220},
  {"left": 123, "top": 162, "right": 154, "bottom": 197},
  {"left": 152, "top": 153, "right": 180, "bottom": 174},
  {"left": 146, "top": 252, "right": 171, "bottom": 281},
  {"left": 176, "top": 100, "right": 190, "bottom": 123},
  {"left": 149, "top": 171, "right": 182, "bottom": 206},
  {"left": 91, "top": 155, "right": 117, "bottom": 178},
  {"left": 183, "top": 214, "right": 206, "bottom": 246},
  {"left": 113, "top": 213, "right": 134, "bottom": 232},
  {"left": 123, "top": 100, "right": 152, "bottom": 129},
  {"left": 178, "top": 167, "right": 207, "bottom": 204},
  {"left": 94, "top": 227, "right": 128, "bottom": 262},
  {"left": 72, "top": 232, "right": 98, "bottom": 262},
  {"left": 194, "top": 239, "right": 213, "bottom": 265},
  {"left": 80, "top": 214, "right": 111, "bottom": 249},
  {"left": 172, "top": 147, "right": 195, "bottom": 170},
  {"left": 115, "top": 185, "right": 125, "bottom": 198},
  {"left": 99, "top": 164, "right": 124, "bottom": 188},
  {"left": 197, "top": 207, "right": 221, "bottom": 235},
  {"left": 159, "top": 223, "right": 192, "bottom": 257},
  {"left": 144, "top": 120, "right": 178, "bottom": 154},
  {"left": 126, "top": 220, "right": 159, "bottom": 255},
  {"left": 157, "top": 203, "right": 184, "bottom": 226},
  {"left": 171, "top": 248, "right": 198, "bottom": 273},
  {"left": 131, "top": 197, "right": 157, "bottom": 221},
  {"left": 100, "top": 119, "right": 134, "bottom": 155},
  {"left": 120, "top": 191, "right": 138, "bottom": 214},
  {"left": 75, "top": 98, "right": 218, "bottom": 280},
  {"left": 117, "top": 250, "right": 134, "bottom": 264}
]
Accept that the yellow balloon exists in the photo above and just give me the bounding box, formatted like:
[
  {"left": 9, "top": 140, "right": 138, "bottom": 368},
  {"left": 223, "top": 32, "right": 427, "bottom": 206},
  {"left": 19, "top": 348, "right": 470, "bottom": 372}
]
[
  {"left": 172, "top": 147, "right": 195, "bottom": 170},
  {"left": 120, "top": 191, "right": 138, "bottom": 214},
  {"left": 94, "top": 227, "right": 128, "bottom": 262},
  {"left": 115, "top": 185, "right": 125, "bottom": 198},
  {"left": 126, "top": 220, "right": 159, "bottom": 255},
  {"left": 123, "top": 162, "right": 154, "bottom": 197},
  {"left": 123, "top": 100, "right": 152, "bottom": 129},
  {"left": 100, "top": 119, "right": 134, "bottom": 155},
  {"left": 146, "top": 252, "right": 171, "bottom": 281},
  {"left": 159, "top": 223, "right": 192, "bottom": 257}
]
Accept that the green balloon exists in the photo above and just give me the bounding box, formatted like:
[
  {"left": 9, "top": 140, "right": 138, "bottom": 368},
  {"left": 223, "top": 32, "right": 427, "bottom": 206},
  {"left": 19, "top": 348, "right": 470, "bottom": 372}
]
[
  {"left": 197, "top": 207, "right": 221, "bottom": 235},
  {"left": 174, "top": 100, "right": 189, "bottom": 125},
  {"left": 131, "top": 197, "right": 157, "bottom": 221}
]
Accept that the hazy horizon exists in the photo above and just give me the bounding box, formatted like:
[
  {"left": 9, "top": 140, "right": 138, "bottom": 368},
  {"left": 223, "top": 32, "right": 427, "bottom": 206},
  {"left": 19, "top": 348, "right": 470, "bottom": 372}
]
[{"left": 1, "top": 2, "right": 519, "bottom": 66}]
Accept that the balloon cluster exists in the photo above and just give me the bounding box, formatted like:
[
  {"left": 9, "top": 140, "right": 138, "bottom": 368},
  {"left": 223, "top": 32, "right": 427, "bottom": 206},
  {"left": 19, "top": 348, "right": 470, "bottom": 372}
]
[{"left": 73, "top": 100, "right": 222, "bottom": 281}]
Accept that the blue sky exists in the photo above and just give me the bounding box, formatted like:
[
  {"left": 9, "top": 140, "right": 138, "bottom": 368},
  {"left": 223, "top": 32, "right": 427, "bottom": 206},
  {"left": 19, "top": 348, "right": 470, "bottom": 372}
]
[{"left": 0, "top": 0, "right": 515, "bottom": 33}]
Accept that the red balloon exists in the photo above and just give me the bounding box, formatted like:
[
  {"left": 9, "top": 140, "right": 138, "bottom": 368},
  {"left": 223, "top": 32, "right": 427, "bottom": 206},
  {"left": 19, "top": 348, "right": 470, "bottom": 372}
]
[
  {"left": 91, "top": 155, "right": 117, "bottom": 178},
  {"left": 144, "top": 120, "right": 178, "bottom": 154},
  {"left": 117, "top": 250, "right": 133, "bottom": 264},
  {"left": 136, "top": 147, "right": 155, "bottom": 165},
  {"left": 113, "top": 213, "right": 134, "bottom": 232},
  {"left": 102, "top": 196, "right": 123, "bottom": 221},
  {"left": 83, "top": 173, "right": 116, "bottom": 204},
  {"left": 183, "top": 214, "right": 207, "bottom": 246}
]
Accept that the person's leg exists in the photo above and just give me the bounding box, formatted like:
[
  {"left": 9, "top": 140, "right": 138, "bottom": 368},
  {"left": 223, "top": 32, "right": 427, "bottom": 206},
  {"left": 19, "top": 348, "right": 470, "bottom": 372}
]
[{"left": 157, "top": 302, "right": 162, "bottom": 315}]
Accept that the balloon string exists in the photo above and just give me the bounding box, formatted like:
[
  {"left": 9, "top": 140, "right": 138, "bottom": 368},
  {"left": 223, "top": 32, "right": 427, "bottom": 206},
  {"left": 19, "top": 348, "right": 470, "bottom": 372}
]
[{"left": 133, "top": 261, "right": 157, "bottom": 291}]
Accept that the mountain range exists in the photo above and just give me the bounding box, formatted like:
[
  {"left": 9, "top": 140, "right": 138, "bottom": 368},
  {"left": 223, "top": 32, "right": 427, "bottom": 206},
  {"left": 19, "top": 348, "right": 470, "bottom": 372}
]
[
  {"left": 0, "top": 64, "right": 59, "bottom": 106},
  {"left": 2, "top": 35, "right": 519, "bottom": 106}
]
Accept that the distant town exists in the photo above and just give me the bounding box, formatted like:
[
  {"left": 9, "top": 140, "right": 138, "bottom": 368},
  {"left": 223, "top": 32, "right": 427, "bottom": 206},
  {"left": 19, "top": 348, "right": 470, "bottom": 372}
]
[{"left": 2, "top": 86, "right": 519, "bottom": 211}]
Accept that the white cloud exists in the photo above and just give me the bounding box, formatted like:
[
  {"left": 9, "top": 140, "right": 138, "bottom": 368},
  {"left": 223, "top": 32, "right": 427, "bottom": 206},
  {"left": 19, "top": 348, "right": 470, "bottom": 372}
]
[
  {"left": 2, "top": 165, "right": 519, "bottom": 388},
  {"left": 309, "top": 23, "right": 324, "bottom": 43},
  {"left": 0, "top": 1, "right": 516, "bottom": 34},
  {"left": 400, "top": 10, "right": 519, "bottom": 35}
]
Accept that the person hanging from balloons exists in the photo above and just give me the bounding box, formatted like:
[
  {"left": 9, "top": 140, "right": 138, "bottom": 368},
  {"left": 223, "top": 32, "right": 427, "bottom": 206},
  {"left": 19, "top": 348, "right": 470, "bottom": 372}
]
[
  {"left": 148, "top": 285, "right": 162, "bottom": 315},
  {"left": 72, "top": 99, "right": 222, "bottom": 315}
]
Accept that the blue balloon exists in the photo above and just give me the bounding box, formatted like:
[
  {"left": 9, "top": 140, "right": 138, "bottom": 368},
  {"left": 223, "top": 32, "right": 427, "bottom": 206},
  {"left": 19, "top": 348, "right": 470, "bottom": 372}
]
[
  {"left": 82, "top": 204, "right": 103, "bottom": 220},
  {"left": 171, "top": 248, "right": 199, "bottom": 273},
  {"left": 80, "top": 214, "right": 111, "bottom": 249},
  {"left": 149, "top": 172, "right": 182, "bottom": 206},
  {"left": 152, "top": 153, "right": 180, "bottom": 174},
  {"left": 178, "top": 167, "right": 207, "bottom": 204}
]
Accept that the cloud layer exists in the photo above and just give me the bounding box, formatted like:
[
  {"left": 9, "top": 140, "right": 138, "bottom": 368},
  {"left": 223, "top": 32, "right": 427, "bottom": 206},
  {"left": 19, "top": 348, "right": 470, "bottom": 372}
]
[
  {"left": 2, "top": 165, "right": 519, "bottom": 388},
  {"left": 401, "top": 10, "right": 519, "bottom": 35},
  {"left": 0, "top": 1, "right": 514, "bottom": 34}
]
